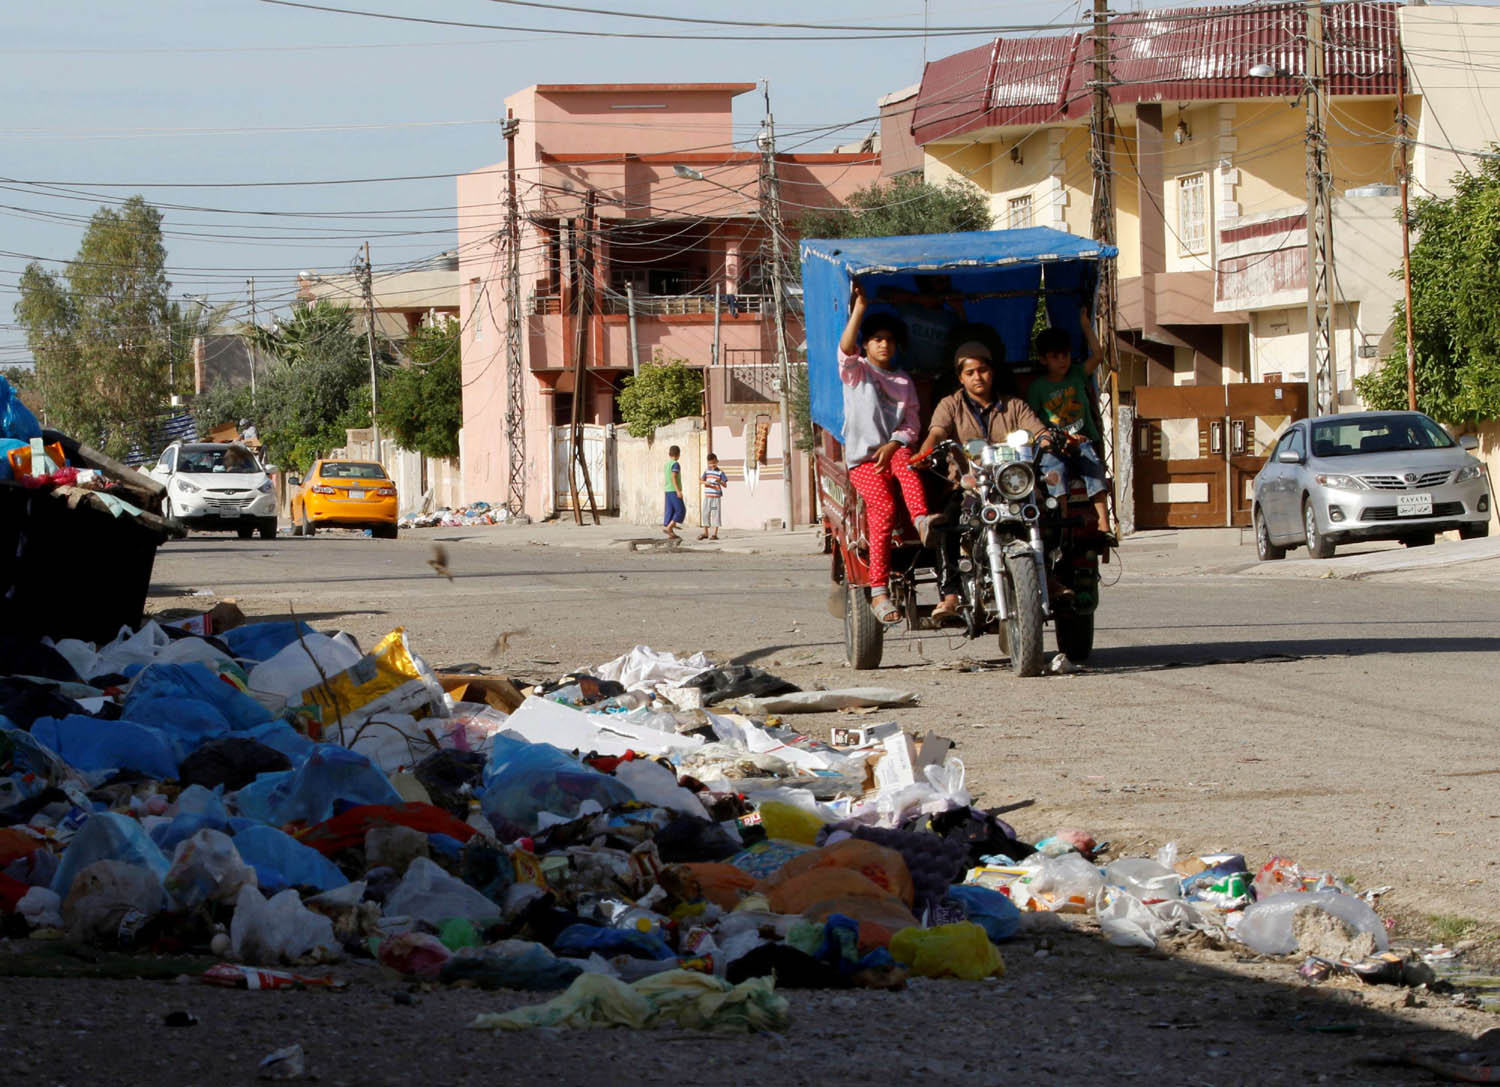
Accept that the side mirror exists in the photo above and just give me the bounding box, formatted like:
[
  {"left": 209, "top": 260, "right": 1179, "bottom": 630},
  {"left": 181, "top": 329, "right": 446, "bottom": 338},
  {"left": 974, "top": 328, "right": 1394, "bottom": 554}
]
[
  {"left": 263, "top": 464, "right": 279, "bottom": 476},
  {"left": 1459, "top": 435, "right": 1479, "bottom": 451},
  {"left": 1277, "top": 449, "right": 1303, "bottom": 464},
  {"left": 288, "top": 474, "right": 301, "bottom": 486}
]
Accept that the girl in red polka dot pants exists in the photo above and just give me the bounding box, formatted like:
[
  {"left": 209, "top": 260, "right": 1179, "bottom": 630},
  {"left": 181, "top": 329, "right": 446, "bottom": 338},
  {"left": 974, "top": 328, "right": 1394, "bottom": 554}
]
[{"left": 839, "top": 282, "right": 939, "bottom": 624}]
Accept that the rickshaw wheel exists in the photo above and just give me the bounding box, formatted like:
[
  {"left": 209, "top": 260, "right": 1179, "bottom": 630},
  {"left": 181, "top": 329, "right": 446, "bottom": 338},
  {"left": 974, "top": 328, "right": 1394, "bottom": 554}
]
[{"left": 843, "top": 579, "right": 884, "bottom": 670}]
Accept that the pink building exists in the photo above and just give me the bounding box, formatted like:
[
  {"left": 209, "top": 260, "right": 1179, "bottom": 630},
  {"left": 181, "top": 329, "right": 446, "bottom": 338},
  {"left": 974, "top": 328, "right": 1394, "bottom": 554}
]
[{"left": 457, "top": 83, "right": 880, "bottom": 525}]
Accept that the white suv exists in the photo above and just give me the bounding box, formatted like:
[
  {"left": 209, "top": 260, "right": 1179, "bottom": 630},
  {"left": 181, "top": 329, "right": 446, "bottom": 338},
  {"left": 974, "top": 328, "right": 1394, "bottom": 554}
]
[{"left": 151, "top": 441, "right": 279, "bottom": 539}]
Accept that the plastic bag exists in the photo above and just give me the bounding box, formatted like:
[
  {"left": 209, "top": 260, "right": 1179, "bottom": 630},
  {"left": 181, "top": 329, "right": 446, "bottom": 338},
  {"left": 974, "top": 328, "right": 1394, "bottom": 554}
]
[
  {"left": 0, "top": 375, "right": 42, "bottom": 441},
  {"left": 480, "top": 735, "right": 634, "bottom": 834},
  {"left": 29, "top": 714, "right": 178, "bottom": 780},
  {"left": 383, "top": 856, "right": 502, "bottom": 928},
  {"left": 889, "top": 921, "right": 1005, "bottom": 980},
  {"left": 613, "top": 759, "right": 709, "bottom": 818},
  {"left": 230, "top": 825, "right": 347, "bottom": 893},
  {"left": 300, "top": 628, "right": 446, "bottom": 731},
  {"left": 764, "top": 838, "right": 915, "bottom": 906},
  {"left": 62, "top": 859, "right": 168, "bottom": 946},
  {"left": 230, "top": 884, "right": 339, "bottom": 964},
  {"left": 946, "top": 884, "right": 1022, "bottom": 943},
  {"left": 1234, "top": 890, "right": 1388, "bottom": 956},
  {"left": 1105, "top": 857, "right": 1183, "bottom": 902},
  {"left": 767, "top": 867, "right": 900, "bottom": 917},
  {"left": 50, "top": 812, "right": 171, "bottom": 897},
  {"left": 247, "top": 632, "right": 363, "bottom": 703},
  {"left": 470, "top": 970, "right": 789, "bottom": 1033},
  {"left": 221, "top": 621, "right": 318, "bottom": 668},
  {"left": 126, "top": 661, "right": 272, "bottom": 731},
  {"left": 377, "top": 931, "right": 452, "bottom": 978},
  {"left": 441, "top": 940, "right": 584, "bottom": 991},
  {"left": 757, "top": 801, "right": 827, "bottom": 845},
  {"left": 118, "top": 697, "right": 233, "bottom": 759},
  {"left": 231, "top": 744, "right": 401, "bottom": 827},
  {"left": 500, "top": 696, "right": 702, "bottom": 759},
  {"left": 1011, "top": 853, "right": 1104, "bottom": 912},
  {"left": 18, "top": 886, "right": 62, "bottom": 929},
  {"left": 165, "top": 829, "right": 256, "bottom": 907},
  {"left": 1098, "top": 890, "right": 1223, "bottom": 949}
]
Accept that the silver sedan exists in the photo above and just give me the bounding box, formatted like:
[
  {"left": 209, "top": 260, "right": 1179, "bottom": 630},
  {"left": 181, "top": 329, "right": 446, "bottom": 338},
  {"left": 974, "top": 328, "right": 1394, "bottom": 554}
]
[{"left": 1251, "top": 411, "right": 1491, "bottom": 560}]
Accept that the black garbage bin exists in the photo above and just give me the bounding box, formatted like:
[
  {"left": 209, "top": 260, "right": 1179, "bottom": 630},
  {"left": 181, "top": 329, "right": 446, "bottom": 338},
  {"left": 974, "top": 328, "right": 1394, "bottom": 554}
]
[{"left": 0, "top": 482, "right": 172, "bottom": 646}]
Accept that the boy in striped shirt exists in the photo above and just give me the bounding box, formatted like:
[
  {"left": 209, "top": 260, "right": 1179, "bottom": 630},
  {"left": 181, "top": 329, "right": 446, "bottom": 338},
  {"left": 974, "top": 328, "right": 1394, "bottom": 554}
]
[{"left": 698, "top": 453, "right": 728, "bottom": 540}]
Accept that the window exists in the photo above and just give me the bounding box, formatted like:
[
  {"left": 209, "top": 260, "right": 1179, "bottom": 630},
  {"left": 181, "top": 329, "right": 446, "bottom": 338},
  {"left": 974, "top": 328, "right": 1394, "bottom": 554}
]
[
  {"left": 470, "top": 278, "right": 483, "bottom": 341},
  {"left": 1007, "top": 194, "right": 1033, "bottom": 229},
  {"left": 1177, "top": 173, "right": 1207, "bottom": 254}
]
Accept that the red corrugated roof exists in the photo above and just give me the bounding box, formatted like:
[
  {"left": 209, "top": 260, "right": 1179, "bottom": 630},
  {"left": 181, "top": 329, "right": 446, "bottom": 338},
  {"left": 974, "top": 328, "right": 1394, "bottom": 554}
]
[{"left": 911, "top": 1, "right": 1399, "bottom": 145}]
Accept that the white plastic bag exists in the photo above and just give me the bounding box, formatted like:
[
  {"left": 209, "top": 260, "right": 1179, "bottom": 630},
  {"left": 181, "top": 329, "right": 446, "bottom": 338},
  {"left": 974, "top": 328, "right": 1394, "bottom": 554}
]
[
  {"left": 1105, "top": 857, "right": 1182, "bottom": 901},
  {"left": 166, "top": 829, "right": 256, "bottom": 907},
  {"left": 614, "top": 759, "right": 710, "bottom": 819},
  {"left": 18, "top": 886, "right": 63, "bottom": 929},
  {"left": 230, "top": 884, "right": 340, "bottom": 964},
  {"left": 93, "top": 621, "right": 173, "bottom": 677},
  {"left": 1098, "top": 890, "right": 1223, "bottom": 949},
  {"left": 247, "top": 633, "right": 364, "bottom": 703},
  {"left": 382, "top": 856, "right": 503, "bottom": 928},
  {"left": 1234, "top": 890, "right": 1388, "bottom": 956},
  {"left": 1013, "top": 853, "right": 1104, "bottom": 912},
  {"left": 62, "top": 860, "right": 169, "bottom": 945}
]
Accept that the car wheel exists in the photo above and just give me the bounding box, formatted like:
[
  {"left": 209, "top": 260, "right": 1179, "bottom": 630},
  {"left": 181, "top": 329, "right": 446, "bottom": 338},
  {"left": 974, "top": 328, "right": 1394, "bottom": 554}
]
[
  {"left": 236, "top": 525, "right": 254, "bottom": 540},
  {"left": 1402, "top": 532, "right": 1436, "bottom": 547},
  {"left": 300, "top": 508, "right": 316, "bottom": 537},
  {"left": 259, "top": 518, "right": 276, "bottom": 541},
  {"left": 1254, "top": 507, "right": 1286, "bottom": 562},
  {"left": 1303, "top": 499, "right": 1335, "bottom": 559},
  {"left": 373, "top": 524, "right": 398, "bottom": 540},
  {"left": 1459, "top": 523, "right": 1490, "bottom": 540}
]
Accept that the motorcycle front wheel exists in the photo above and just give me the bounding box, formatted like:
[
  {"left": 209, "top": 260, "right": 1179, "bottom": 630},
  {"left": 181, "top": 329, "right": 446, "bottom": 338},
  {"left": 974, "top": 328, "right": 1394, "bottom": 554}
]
[{"left": 1001, "top": 552, "right": 1044, "bottom": 677}]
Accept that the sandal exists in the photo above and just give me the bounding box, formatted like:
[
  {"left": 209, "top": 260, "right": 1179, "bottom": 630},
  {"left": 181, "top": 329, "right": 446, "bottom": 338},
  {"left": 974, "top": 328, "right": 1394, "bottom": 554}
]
[
  {"left": 930, "top": 595, "right": 961, "bottom": 626},
  {"left": 869, "top": 592, "right": 901, "bottom": 625}
]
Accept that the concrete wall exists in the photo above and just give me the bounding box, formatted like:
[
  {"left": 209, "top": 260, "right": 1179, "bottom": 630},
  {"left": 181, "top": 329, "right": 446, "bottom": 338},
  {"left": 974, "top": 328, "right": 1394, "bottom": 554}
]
[
  {"left": 338, "top": 428, "right": 463, "bottom": 515},
  {"left": 615, "top": 417, "right": 705, "bottom": 529},
  {"left": 1404, "top": 6, "right": 1500, "bottom": 199},
  {"left": 1468, "top": 420, "right": 1500, "bottom": 533}
]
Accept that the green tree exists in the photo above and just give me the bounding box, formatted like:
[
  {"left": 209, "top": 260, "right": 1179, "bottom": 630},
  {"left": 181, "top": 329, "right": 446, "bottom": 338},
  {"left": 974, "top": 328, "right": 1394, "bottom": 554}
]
[
  {"left": 14, "top": 196, "right": 172, "bottom": 455},
  {"left": 379, "top": 317, "right": 462, "bottom": 459},
  {"left": 616, "top": 351, "right": 704, "bottom": 438},
  {"left": 795, "top": 174, "right": 992, "bottom": 244},
  {"left": 1356, "top": 155, "right": 1500, "bottom": 422},
  {"left": 213, "top": 300, "right": 386, "bottom": 474}
]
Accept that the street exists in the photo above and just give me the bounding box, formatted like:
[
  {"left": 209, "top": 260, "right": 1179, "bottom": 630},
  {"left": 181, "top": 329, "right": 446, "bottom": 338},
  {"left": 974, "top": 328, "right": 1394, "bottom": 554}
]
[{"left": 148, "top": 524, "right": 1500, "bottom": 934}]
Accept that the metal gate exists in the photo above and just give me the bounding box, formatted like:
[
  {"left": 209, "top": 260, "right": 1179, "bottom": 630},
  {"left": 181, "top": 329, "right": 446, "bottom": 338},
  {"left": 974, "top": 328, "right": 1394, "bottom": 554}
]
[
  {"left": 551, "top": 424, "right": 616, "bottom": 513},
  {"left": 1133, "top": 384, "right": 1308, "bottom": 528}
]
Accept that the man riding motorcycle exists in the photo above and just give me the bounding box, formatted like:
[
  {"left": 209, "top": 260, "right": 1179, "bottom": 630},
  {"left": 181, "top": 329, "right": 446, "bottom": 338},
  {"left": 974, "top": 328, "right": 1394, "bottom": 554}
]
[{"left": 915, "top": 340, "right": 1046, "bottom": 626}]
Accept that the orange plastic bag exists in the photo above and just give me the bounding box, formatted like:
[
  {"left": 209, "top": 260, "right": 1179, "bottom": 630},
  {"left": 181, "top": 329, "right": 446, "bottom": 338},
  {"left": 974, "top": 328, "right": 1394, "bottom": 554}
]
[
  {"left": 766, "top": 867, "right": 893, "bottom": 916},
  {"left": 761, "top": 838, "right": 914, "bottom": 906},
  {"left": 798, "top": 894, "right": 919, "bottom": 933},
  {"left": 660, "top": 863, "right": 757, "bottom": 910}
]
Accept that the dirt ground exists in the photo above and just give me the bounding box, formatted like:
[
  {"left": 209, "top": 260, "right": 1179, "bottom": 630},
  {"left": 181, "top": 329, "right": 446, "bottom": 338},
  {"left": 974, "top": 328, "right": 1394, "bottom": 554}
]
[{"left": 7, "top": 525, "right": 1491, "bottom": 1083}]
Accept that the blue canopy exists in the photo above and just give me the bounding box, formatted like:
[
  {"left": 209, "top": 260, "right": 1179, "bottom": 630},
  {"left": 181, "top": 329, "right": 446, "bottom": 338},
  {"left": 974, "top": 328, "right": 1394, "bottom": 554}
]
[{"left": 800, "top": 227, "right": 1117, "bottom": 441}]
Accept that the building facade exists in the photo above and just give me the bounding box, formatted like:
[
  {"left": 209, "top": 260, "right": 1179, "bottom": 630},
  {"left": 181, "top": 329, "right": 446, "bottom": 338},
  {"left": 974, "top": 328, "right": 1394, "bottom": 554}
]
[{"left": 457, "top": 83, "right": 880, "bottom": 525}]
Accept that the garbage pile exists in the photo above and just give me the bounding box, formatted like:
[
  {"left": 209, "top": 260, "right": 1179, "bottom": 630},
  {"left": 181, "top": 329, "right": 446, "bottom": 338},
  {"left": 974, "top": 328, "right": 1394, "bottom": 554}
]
[
  {"left": 399, "top": 501, "right": 516, "bottom": 530},
  {"left": 0, "top": 614, "right": 1418, "bottom": 1030}
]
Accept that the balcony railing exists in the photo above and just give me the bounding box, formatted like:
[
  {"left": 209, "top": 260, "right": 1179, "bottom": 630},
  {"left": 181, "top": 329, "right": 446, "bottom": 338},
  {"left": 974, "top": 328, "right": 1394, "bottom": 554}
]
[{"left": 528, "top": 292, "right": 771, "bottom": 317}]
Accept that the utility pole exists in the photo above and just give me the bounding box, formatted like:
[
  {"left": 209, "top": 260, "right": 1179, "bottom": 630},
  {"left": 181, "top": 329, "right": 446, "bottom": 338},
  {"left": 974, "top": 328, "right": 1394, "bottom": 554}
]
[
  {"left": 566, "top": 192, "right": 601, "bottom": 525},
  {"left": 246, "top": 277, "right": 258, "bottom": 407},
  {"left": 759, "top": 84, "right": 796, "bottom": 531},
  {"left": 502, "top": 111, "right": 527, "bottom": 517},
  {"left": 1396, "top": 34, "right": 1417, "bottom": 411},
  {"left": 1304, "top": 0, "right": 1337, "bottom": 417},
  {"left": 1088, "top": 0, "right": 1120, "bottom": 531},
  {"left": 358, "top": 243, "right": 381, "bottom": 461}
]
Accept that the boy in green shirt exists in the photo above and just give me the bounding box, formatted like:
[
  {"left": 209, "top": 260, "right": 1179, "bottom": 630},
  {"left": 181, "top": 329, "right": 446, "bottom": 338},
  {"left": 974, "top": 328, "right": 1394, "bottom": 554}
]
[
  {"left": 1026, "top": 307, "right": 1113, "bottom": 536},
  {"left": 663, "top": 445, "right": 685, "bottom": 539}
]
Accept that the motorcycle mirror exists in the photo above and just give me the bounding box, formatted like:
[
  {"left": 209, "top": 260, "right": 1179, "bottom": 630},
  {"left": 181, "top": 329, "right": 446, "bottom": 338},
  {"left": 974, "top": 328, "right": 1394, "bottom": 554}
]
[{"left": 965, "top": 439, "right": 988, "bottom": 458}]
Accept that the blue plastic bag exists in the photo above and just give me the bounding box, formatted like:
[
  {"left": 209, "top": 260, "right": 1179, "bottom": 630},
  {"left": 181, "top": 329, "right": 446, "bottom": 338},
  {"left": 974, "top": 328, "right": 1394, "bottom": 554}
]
[
  {"left": 480, "top": 735, "right": 634, "bottom": 834},
  {"left": 221, "top": 621, "right": 317, "bottom": 667},
  {"left": 231, "top": 824, "right": 347, "bottom": 892},
  {"left": 51, "top": 811, "right": 171, "bottom": 896},
  {"left": 552, "top": 923, "right": 676, "bottom": 961},
  {"left": 946, "top": 884, "right": 1022, "bottom": 943},
  {"left": 232, "top": 744, "right": 400, "bottom": 826},
  {"left": 118, "top": 697, "right": 232, "bottom": 758},
  {"left": 0, "top": 376, "right": 41, "bottom": 441},
  {"left": 149, "top": 785, "right": 231, "bottom": 853},
  {"left": 244, "top": 720, "right": 316, "bottom": 765},
  {"left": 30, "top": 714, "right": 178, "bottom": 780},
  {"left": 125, "top": 662, "right": 272, "bottom": 731}
]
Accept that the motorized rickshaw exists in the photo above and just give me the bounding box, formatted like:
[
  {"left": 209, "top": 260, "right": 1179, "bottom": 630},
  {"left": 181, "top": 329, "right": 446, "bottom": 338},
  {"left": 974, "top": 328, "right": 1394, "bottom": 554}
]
[{"left": 801, "top": 227, "right": 1118, "bottom": 673}]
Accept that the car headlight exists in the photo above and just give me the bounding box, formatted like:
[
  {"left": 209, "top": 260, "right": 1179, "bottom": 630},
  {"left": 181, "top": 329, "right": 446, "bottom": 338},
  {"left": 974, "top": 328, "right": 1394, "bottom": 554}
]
[
  {"left": 1455, "top": 464, "right": 1484, "bottom": 483},
  {"left": 1313, "top": 473, "right": 1365, "bottom": 490},
  {"left": 997, "top": 462, "right": 1035, "bottom": 500},
  {"left": 257, "top": 479, "right": 274, "bottom": 493},
  {"left": 175, "top": 478, "right": 200, "bottom": 493}
]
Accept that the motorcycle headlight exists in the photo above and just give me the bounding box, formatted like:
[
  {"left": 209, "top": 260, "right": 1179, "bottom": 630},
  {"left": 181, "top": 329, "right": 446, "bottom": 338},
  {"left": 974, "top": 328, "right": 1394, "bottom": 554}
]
[
  {"left": 997, "top": 462, "right": 1035, "bottom": 501},
  {"left": 1313, "top": 473, "right": 1365, "bottom": 491},
  {"left": 1455, "top": 464, "right": 1484, "bottom": 483},
  {"left": 175, "top": 478, "right": 200, "bottom": 493}
]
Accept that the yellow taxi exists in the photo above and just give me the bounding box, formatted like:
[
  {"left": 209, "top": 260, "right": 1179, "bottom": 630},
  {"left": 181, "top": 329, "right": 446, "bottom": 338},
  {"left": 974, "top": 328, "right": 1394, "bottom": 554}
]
[{"left": 290, "top": 459, "right": 399, "bottom": 538}]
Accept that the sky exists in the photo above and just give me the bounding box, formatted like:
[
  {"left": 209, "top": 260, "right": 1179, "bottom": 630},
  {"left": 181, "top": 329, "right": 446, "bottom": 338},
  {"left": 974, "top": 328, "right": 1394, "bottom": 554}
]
[
  {"left": 6, "top": 0, "right": 1480, "bottom": 369},
  {"left": 0, "top": 0, "right": 1104, "bottom": 365}
]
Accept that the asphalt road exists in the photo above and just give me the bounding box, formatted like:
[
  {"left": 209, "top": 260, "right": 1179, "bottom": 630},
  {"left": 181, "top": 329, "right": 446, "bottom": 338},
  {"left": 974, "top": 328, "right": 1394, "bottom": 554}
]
[{"left": 147, "top": 526, "right": 1500, "bottom": 932}]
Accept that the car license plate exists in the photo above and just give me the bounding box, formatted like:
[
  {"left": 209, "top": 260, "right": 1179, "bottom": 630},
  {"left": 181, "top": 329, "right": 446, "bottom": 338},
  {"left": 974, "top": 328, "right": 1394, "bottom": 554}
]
[
  {"left": 217, "top": 505, "right": 240, "bottom": 517},
  {"left": 349, "top": 489, "right": 365, "bottom": 500},
  {"left": 1397, "top": 492, "right": 1431, "bottom": 517}
]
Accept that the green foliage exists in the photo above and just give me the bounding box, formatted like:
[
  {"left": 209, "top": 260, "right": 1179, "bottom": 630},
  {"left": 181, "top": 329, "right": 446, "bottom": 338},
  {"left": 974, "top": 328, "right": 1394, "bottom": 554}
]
[
  {"left": 795, "top": 174, "right": 992, "bottom": 243},
  {"left": 243, "top": 301, "right": 387, "bottom": 474},
  {"left": 1356, "top": 155, "right": 1500, "bottom": 422},
  {"left": 790, "top": 358, "right": 814, "bottom": 452},
  {"left": 616, "top": 351, "right": 704, "bottom": 438},
  {"left": 14, "top": 196, "right": 172, "bottom": 456},
  {"left": 379, "top": 317, "right": 462, "bottom": 459}
]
